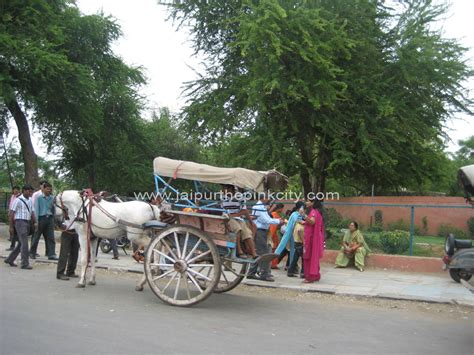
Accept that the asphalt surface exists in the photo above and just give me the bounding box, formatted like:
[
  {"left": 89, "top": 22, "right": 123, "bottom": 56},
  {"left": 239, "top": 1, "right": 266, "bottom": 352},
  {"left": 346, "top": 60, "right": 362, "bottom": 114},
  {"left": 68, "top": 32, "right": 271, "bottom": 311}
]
[{"left": 1, "top": 263, "right": 473, "bottom": 355}]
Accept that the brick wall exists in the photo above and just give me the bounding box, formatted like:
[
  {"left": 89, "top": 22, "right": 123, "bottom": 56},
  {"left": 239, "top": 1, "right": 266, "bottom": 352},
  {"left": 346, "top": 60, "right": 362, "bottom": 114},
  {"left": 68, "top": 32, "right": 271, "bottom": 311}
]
[{"left": 325, "top": 196, "right": 472, "bottom": 235}]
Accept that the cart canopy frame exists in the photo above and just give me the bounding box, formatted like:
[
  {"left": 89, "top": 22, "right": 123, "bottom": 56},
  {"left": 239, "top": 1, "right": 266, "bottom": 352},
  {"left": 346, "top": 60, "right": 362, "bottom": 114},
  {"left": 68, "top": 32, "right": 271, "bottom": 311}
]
[{"left": 153, "top": 156, "right": 288, "bottom": 210}]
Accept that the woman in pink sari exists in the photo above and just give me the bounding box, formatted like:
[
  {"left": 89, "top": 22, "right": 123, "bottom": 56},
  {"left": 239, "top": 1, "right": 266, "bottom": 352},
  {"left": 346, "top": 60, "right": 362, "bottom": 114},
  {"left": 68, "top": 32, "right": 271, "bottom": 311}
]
[{"left": 302, "top": 199, "right": 325, "bottom": 283}]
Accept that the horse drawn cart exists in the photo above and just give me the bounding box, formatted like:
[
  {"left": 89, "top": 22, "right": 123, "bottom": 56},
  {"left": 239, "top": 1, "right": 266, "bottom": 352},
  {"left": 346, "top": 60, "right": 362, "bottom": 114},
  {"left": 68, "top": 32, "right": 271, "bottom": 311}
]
[{"left": 144, "top": 157, "right": 288, "bottom": 306}]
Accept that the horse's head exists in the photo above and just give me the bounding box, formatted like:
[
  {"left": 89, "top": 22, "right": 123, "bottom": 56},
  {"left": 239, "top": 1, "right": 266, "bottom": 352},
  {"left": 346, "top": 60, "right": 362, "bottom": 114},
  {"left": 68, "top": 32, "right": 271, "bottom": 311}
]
[
  {"left": 150, "top": 204, "right": 161, "bottom": 220},
  {"left": 56, "top": 190, "right": 87, "bottom": 226},
  {"left": 54, "top": 193, "right": 67, "bottom": 226}
]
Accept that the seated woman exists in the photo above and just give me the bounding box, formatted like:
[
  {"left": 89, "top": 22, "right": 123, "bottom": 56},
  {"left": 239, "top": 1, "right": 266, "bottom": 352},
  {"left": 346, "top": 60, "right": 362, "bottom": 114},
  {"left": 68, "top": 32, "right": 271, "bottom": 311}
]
[{"left": 335, "top": 221, "right": 371, "bottom": 272}]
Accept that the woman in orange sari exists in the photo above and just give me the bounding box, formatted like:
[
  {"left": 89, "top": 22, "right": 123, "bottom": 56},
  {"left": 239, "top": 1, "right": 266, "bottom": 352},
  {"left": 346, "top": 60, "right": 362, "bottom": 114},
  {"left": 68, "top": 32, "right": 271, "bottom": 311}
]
[{"left": 269, "top": 203, "right": 285, "bottom": 269}]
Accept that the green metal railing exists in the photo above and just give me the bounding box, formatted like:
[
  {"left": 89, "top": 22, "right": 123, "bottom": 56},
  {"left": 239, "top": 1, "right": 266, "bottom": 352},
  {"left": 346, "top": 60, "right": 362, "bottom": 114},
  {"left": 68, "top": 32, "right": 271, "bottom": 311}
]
[
  {"left": 323, "top": 202, "right": 473, "bottom": 255},
  {"left": 0, "top": 191, "right": 9, "bottom": 223}
]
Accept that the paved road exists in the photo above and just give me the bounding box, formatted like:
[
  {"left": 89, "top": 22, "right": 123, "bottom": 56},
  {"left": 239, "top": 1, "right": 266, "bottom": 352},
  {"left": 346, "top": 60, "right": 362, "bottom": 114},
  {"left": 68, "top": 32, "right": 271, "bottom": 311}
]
[{"left": 1, "top": 264, "right": 472, "bottom": 355}]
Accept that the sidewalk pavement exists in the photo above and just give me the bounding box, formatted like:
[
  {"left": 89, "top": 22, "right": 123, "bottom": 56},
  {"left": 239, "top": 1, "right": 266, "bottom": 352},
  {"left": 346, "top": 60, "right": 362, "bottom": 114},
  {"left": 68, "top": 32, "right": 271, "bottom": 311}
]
[{"left": 1, "top": 226, "right": 473, "bottom": 307}]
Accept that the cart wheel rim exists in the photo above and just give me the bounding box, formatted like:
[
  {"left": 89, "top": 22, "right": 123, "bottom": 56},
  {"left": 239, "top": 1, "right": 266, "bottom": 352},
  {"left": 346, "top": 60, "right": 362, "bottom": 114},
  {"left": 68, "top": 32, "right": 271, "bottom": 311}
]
[
  {"left": 144, "top": 225, "right": 221, "bottom": 306},
  {"left": 214, "top": 260, "right": 248, "bottom": 293}
]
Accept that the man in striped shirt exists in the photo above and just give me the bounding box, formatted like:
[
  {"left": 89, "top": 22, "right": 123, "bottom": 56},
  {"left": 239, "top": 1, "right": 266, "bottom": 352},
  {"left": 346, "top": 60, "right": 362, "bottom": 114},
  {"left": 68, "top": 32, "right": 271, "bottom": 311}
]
[
  {"left": 6, "top": 185, "right": 20, "bottom": 251},
  {"left": 5, "top": 184, "right": 36, "bottom": 269}
]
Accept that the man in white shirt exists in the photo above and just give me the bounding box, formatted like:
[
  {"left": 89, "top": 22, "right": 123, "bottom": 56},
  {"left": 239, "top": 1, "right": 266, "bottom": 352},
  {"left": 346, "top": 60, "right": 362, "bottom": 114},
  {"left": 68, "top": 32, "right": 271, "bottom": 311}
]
[
  {"left": 5, "top": 184, "right": 36, "bottom": 269},
  {"left": 31, "top": 180, "right": 47, "bottom": 208},
  {"left": 247, "top": 193, "right": 283, "bottom": 281},
  {"left": 6, "top": 185, "right": 20, "bottom": 251}
]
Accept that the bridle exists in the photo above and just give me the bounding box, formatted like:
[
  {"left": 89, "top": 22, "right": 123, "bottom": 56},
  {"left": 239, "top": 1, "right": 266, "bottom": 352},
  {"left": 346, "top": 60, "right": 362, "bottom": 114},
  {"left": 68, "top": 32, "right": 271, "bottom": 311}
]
[
  {"left": 54, "top": 191, "right": 88, "bottom": 233},
  {"left": 54, "top": 192, "right": 70, "bottom": 222}
]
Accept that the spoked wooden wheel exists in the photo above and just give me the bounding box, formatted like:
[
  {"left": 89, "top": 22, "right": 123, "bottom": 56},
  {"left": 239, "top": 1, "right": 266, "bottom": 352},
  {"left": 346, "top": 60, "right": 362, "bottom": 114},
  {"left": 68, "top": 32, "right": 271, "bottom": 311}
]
[
  {"left": 214, "top": 259, "right": 248, "bottom": 293},
  {"left": 193, "top": 258, "right": 247, "bottom": 293},
  {"left": 144, "top": 225, "right": 221, "bottom": 306}
]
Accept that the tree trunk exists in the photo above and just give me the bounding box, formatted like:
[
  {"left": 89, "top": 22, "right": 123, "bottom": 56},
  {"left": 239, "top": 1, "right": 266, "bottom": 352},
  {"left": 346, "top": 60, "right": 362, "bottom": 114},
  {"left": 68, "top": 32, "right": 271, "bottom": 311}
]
[
  {"left": 311, "top": 138, "right": 331, "bottom": 195},
  {"left": 300, "top": 164, "right": 312, "bottom": 197},
  {"left": 6, "top": 98, "right": 39, "bottom": 187},
  {"left": 87, "top": 143, "right": 96, "bottom": 190},
  {"left": 87, "top": 170, "right": 95, "bottom": 190},
  {"left": 297, "top": 136, "right": 314, "bottom": 196}
]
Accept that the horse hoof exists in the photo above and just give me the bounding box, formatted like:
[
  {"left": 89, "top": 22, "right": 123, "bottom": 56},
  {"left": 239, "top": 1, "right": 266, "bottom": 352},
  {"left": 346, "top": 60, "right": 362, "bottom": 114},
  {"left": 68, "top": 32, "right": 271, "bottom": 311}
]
[
  {"left": 76, "top": 283, "right": 85, "bottom": 288},
  {"left": 88, "top": 281, "right": 96, "bottom": 286},
  {"left": 135, "top": 286, "right": 144, "bottom": 292}
]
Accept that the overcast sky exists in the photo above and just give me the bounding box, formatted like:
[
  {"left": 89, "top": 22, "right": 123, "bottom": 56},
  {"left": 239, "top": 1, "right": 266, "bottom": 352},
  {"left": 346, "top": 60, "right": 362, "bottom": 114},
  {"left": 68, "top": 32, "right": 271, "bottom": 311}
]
[{"left": 6, "top": 0, "right": 473, "bottom": 154}]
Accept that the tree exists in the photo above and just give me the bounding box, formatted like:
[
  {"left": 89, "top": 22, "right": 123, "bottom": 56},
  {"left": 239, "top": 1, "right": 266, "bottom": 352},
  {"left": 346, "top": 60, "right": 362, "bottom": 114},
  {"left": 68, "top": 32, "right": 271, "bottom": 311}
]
[
  {"left": 0, "top": 0, "right": 145, "bottom": 189},
  {"left": 453, "top": 136, "right": 474, "bottom": 165},
  {"left": 163, "top": 0, "right": 472, "bottom": 195}
]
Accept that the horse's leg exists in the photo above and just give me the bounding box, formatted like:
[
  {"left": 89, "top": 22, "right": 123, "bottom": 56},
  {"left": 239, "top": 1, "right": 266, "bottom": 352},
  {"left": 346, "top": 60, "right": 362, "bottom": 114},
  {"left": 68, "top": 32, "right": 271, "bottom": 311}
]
[
  {"left": 135, "top": 274, "right": 147, "bottom": 292},
  {"left": 88, "top": 237, "right": 98, "bottom": 285},
  {"left": 76, "top": 232, "right": 88, "bottom": 288},
  {"left": 129, "top": 231, "right": 147, "bottom": 291}
]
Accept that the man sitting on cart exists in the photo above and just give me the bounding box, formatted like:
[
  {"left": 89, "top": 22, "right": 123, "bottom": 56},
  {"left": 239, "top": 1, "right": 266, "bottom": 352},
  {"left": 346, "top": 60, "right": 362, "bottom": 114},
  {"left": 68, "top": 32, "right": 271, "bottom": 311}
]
[{"left": 220, "top": 185, "right": 257, "bottom": 259}]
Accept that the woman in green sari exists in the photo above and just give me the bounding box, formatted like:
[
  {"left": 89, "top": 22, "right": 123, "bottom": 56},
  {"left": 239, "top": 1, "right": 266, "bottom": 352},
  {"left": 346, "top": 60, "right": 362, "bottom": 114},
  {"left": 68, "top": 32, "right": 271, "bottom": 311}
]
[{"left": 335, "top": 221, "right": 371, "bottom": 272}]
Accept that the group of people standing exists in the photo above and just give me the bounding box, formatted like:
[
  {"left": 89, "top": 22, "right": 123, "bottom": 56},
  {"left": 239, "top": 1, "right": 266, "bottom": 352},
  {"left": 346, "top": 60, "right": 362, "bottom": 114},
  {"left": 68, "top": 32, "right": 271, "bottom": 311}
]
[
  {"left": 6, "top": 180, "right": 58, "bottom": 261},
  {"left": 4, "top": 181, "right": 369, "bottom": 284},
  {"left": 4, "top": 181, "right": 80, "bottom": 280},
  {"left": 221, "top": 185, "right": 370, "bottom": 283},
  {"left": 221, "top": 186, "right": 326, "bottom": 283},
  {"left": 274, "top": 199, "right": 325, "bottom": 283}
]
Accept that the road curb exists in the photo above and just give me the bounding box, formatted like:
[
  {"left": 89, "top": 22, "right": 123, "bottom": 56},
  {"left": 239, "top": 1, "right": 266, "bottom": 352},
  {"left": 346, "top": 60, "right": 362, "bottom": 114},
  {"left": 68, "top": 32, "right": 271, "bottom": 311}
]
[
  {"left": 243, "top": 278, "right": 474, "bottom": 306},
  {"left": 2, "top": 255, "right": 472, "bottom": 307}
]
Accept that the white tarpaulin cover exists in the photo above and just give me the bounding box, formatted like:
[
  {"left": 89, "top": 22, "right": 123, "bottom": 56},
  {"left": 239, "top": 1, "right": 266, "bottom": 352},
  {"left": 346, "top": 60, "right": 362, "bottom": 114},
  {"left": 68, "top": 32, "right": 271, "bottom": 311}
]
[
  {"left": 459, "top": 164, "right": 474, "bottom": 195},
  {"left": 153, "top": 157, "right": 287, "bottom": 192}
]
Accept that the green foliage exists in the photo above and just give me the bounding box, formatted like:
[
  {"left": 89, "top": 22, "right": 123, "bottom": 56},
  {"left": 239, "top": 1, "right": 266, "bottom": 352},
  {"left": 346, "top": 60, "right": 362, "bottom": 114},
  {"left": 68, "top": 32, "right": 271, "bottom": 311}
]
[
  {"left": 438, "top": 223, "right": 468, "bottom": 239},
  {"left": 323, "top": 208, "right": 343, "bottom": 228},
  {"left": 421, "top": 216, "right": 429, "bottom": 236},
  {"left": 368, "top": 210, "right": 384, "bottom": 232},
  {"left": 380, "top": 230, "right": 410, "bottom": 255},
  {"left": 374, "top": 210, "right": 383, "bottom": 225},
  {"left": 325, "top": 235, "right": 341, "bottom": 250},
  {"left": 1, "top": 0, "right": 156, "bottom": 194},
  {"left": 363, "top": 233, "right": 381, "bottom": 251},
  {"left": 387, "top": 218, "right": 420, "bottom": 235},
  {"left": 327, "top": 228, "right": 447, "bottom": 256},
  {"left": 164, "top": 0, "right": 472, "bottom": 195},
  {"left": 367, "top": 224, "right": 384, "bottom": 233},
  {"left": 467, "top": 217, "right": 474, "bottom": 239},
  {"left": 0, "top": 143, "right": 73, "bottom": 191},
  {"left": 0, "top": 209, "right": 7, "bottom": 223},
  {"left": 0, "top": 144, "right": 24, "bottom": 188}
]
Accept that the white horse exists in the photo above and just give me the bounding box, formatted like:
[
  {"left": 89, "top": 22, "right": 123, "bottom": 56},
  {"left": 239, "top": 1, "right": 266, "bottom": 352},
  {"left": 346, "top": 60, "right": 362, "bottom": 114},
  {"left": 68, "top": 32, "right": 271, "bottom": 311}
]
[{"left": 57, "top": 190, "right": 163, "bottom": 290}]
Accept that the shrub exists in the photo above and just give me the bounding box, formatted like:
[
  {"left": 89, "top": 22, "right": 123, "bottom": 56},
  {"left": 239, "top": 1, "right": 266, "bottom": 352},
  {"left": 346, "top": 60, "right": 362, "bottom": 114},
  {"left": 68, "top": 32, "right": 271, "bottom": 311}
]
[
  {"left": 438, "top": 224, "right": 468, "bottom": 239},
  {"left": 368, "top": 210, "right": 384, "bottom": 232},
  {"left": 325, "top": 236, "right": 340, "bottom": 250},
  {"left": 367, "top": 224, "right": 384, "bottom": 233},
  {"left": 380, "top": 230, "right": 410, "bottom": 255},
  {"left": 325, "top": 229, "right": 334, "bottom": 240},
  {"left": 468, "top": 217, "right": 474, "bottom": 239},
  {"left": 323, "top": 208, "right": 343, "bottom": 228},
  {"left": 340, "top": 218, "right": 353, "bottom": 229},
  {"left": 0, "top": 210, "right": 7, "bottom": 223},
  {"left": 363, "top": 232, "right": 381, "bottom": 250},
  {"left": 421, "top": 216, "right": 429, "bottom": 236},
  {"left": 374, "top": 210, "right": 383, "bottom": 225},
  {"left": 387, "top": 219, "right": 420, "bottom": 235}
]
